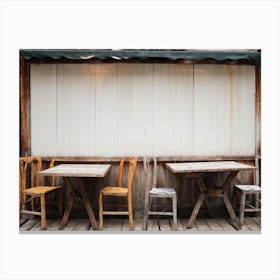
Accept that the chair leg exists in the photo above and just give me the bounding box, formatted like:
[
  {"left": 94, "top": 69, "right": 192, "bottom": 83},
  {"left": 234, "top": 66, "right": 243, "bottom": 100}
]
[
  {"left": 232, "top": 187, "right": 237, "bottom": 211},
  {"left": 41, "top": 193, "right": 47, "bottom": 230},
  {"left": 172, "top": 194, "right": 178, "bottom": 231},
  {"left": 128, "top": 195, "right": 134, "bottom": 231},
  {"left": 99, "top": 192, "right": 104, "bottom": 230},
  {"left": 58, "top": 188, "right": 63, "bottom": 218},
  {"left": 142, "top": 195, "right": 149, "bottom": 231},
  {"left": 239, "top": 191, "right": 246, "bottom": 226},
  {"left": 19, "top": 192, "right": 23, "bottom": 221}
]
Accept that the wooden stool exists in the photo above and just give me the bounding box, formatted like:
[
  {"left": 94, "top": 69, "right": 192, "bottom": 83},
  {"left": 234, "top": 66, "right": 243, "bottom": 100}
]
[
  {"left": 142, "top": 157, "right": 178, "bottom": 231},
  {"left": 233, "top": 184, "right": 261, "bottom": 226}
]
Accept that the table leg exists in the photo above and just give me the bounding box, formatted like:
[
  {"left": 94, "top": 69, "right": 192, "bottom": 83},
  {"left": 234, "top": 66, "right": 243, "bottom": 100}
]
[
  {"left": 222, "top": 171, "right": 240, "bottom": 230},
  {"left": 223, "top": 193, "right": 240, "bottom": 229},
  {"left": 76, "top": 178, "right": 98, "bottom": 230},
  {"left": 186, "top": 193, "right": 206, "bottom": 229},
  {"left": 186, "top": 174, "right": 206, "bottom": 229},
  {"left": 59, "top": 177, "right": 76, "bottom": 230}
]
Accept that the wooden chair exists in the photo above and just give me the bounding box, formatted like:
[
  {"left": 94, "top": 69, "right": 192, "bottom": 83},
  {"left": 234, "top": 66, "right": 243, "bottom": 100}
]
[
  {"left": 142, "top": 157, "right": 177, "bottom": 231},
  {"left": 232, "top": 156, "right": 261, "bottom": 226},
  {"left": 99, "top": 157, "right": 138, "bottom": 230},
  {"left": 19, "top": 157, "right": 62, "bottom": 230}
]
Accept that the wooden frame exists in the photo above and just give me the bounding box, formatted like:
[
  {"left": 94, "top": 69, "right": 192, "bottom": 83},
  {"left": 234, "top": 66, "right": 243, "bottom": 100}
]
[{"left": 20, "top": 51, "right": 261, "bottom": 162}]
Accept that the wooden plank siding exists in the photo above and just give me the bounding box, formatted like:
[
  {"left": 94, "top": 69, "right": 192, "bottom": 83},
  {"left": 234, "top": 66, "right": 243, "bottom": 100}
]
[{"left": 20, "top": 57, "right": 31, "bottom": 156}]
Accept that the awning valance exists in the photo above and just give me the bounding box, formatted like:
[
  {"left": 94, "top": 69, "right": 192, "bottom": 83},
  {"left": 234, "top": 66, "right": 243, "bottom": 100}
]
[{"left": 20, "top": 49, "right": 261, "bottom": 65}]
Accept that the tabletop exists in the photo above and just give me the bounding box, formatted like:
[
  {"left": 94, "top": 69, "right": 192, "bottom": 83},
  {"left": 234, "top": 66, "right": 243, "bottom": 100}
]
[
  {"left": 39, "top": 164, "right": 111, "bottom": 177},
  {"left": 165, "top": 161, "right": 256, "bottom": 173}
]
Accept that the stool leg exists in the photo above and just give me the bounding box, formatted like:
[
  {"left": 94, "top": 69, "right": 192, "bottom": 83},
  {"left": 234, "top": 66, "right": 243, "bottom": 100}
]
[
  {"left": 172, "top": 194, "right": 178, "bottom": 231},
  {"left": 99, "top": 192, "right": 104, "bottom": 230},
  {"left": 142, "top": 195, "right": 149, "bottom": 231},
  {"left": 232, "top": 187, "right": 237, "bottom": 211},
  {"left": 239, "top": 191, "right": 246, "bottom": 226},
  {"left": 41, "top": 194, "right": 46, "bottom": 230}
]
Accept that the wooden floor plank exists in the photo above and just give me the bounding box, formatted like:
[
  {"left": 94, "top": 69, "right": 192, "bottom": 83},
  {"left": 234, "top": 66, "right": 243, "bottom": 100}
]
[
  {"left": 252, "top": 217, "right": 261, "bottom": 227},
  {"left": 195, "top": 219, "right": 210, "bottom": 231},
  {"left": 244, "top": 217, "right": 261, "bottom": 231},
  {"left": 205, "top": 219, "right": 224, "bottom": 231},
  {"left": 46, "top": 219, "right": 61, "bottom": 231},
  {"left": 62, "top": 219, "right": 80, "bottom": 231},
  {"left": 147, "top": 219, "right": 159, "bottom": 231},
  {"left": 122, "top": 219, "right": 142, "bottom": 231},
  {"left": 177, "top": 219, "right": 186, "bottom": 231},
  {"left": 20, "top": 218, "right": 28, "bottom": 227},
  {"left": 102, "top": 219, "right": 123, "bottom": 231},
  {"left": 20, "top": 219, "right": 40, "bottom": 231},
  {"left": 19, "top": 217, "right": 260, "bottom": 232},
  {"left": 75, "top": 219, "right": 91, "bottom": 231},
  {"left": 185, "top": 219, "right": 198, "bottom": 231},
  {"left": 159, "top": 219, "right": 172, "bottom": 231},
  {"left": 217, "top": 218, "right": 235, "bottom": 231}
]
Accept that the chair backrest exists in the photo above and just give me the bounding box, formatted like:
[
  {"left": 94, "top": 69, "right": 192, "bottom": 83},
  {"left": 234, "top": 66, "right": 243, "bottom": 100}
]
[
  {"left": 127, "top": 157, "right": 138, "bottom": 195},
  {"left": 117, "top": 159, "right": 125, "bottom": 187},
  {"left": 143, "top": 157, "right": 157, "bottom": 190},
  {"left": 20, "top": 157, "right": 57, "bottom": 191},
  {"left": 19, "top": 157, "right": 42, "bottom": 191}
]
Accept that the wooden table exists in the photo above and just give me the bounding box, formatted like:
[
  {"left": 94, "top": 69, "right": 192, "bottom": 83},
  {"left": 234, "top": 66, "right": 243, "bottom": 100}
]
[
  {"left": 165, "top": 161, "right": 256, "bottom": 230},
  {"left": 39, "top": 164, "right": 111, "bottom": 230}
]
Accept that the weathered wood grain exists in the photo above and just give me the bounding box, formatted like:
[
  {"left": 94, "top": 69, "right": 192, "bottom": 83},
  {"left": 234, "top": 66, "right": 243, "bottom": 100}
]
[
  {"left": 122, "top": 219, "right": 142, "bottom": 231},
  {"left": 244, "top": 217, "right": 261, "bottom": 231},
  {"left": 195, "top": 219, "right": 210, "bottom": 231},
  {"left": 147, "top": 219, "right": 159, "bottom": 231},
  {"left": 20, "top": 57, "right": 31, "bottom": 156},
  {"left": 20, "top": 219, "right": 40, "bottom": 231},
  {"left": 218, "top": 218, "right": 235, "bottom": 231},
  {"left": 39, "top": 164, "right": 111, "bottom": 177},
  {"left": 159, "top": 219, "right": 172, "bottom": 231},
  {"left": 205, "top": 218, "right": 223, "bottom": 231},
  {"left": 166, "top": 161, "right": 256, "bottom": 173},
  {"left": 102, "top": 218, "right": 123, "bottom": 231}
]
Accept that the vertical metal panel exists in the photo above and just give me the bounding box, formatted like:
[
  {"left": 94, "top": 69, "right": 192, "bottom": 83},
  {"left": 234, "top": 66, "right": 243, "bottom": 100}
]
[
  {"left": 30, "top": 63, "right": 256, "bottom": 157},
  {"left": 194, "top": 65, "right": 255, "bottom": 156},
  {"left": 56, "top": 64, "right": 96, "bottom": 156},
  {"left": 95, "top": 64, "right": 118, "bottom": 156},
  {"left": 117, "top": 64, "right": 154, "bottom": 156},
  {"left": 117, "top": 64, "right": 133, "bottom": 155},
  {"left": 131, "top": 64, "right": 154, "bottom": 156},
  {"left": 30, "top": 64, "right": 57, "bottom": 156},
  {"left": 153, "top": 64, "right": 194, "bottom": 156}
]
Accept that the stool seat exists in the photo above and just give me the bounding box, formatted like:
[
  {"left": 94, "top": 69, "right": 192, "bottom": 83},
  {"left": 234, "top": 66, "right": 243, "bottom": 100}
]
[
  {"left": 149, "top": 187, "right": 176, "bottom": 195},
  {"left": 233, "top": 184, "right": 261, "bottom": 226},
  {"left": 234, "top": 185, "right": 261, "bottom": 192}
]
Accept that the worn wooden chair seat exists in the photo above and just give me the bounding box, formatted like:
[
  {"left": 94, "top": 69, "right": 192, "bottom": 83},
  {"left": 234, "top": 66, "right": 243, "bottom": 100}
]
[
  {"left": 19, "top": 157, "right": 63, "bottom": 230},
  {"left": 22, "top": 186, "right": 60, "bottom": 195},
  {"left": 99, "top": 157, "right": 137, "bottom": 230},
  {"left": 142, "top": 157, "right": 178, "bottom": 231},
  {"left": 100, "top": 186, "right": 128, "bottom": 196}
]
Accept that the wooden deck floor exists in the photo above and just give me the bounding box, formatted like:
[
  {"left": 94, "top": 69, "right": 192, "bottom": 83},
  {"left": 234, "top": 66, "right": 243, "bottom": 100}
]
[{"left": 20, "top": 217, "right": 261, "bottom": 232}]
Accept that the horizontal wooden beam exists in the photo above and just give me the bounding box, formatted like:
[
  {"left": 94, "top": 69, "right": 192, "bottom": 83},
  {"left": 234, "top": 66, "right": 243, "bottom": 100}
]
[
  {"left": 103, "top": 211, "right": 129, "bottom": 215},
  {"left": 40, "top": 156, "right": 256, "bottom": 163}
]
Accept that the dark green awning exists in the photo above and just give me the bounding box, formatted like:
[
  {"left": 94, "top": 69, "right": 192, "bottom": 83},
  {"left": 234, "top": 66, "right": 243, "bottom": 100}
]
[{"left": 20, "top": 49, "right": 261, "bottom": 65}]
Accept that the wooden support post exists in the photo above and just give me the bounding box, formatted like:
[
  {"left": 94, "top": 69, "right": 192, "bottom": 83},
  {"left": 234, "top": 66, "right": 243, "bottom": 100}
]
[{"left": 20, "top": 57, "right": 31, "bottom": 156}]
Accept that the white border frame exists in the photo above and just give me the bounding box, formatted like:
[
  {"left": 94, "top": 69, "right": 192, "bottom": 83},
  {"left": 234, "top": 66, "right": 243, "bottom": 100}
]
[{"left": 1, "top": 1, "right": 279, "bottom": 279}]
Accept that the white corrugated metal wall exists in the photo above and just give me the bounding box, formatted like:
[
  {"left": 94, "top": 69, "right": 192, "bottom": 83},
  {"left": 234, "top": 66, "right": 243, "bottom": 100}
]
[{"left": 30, "top": 63, "right": 255, "bottom": 157}]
